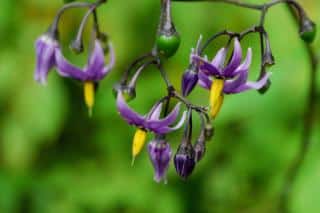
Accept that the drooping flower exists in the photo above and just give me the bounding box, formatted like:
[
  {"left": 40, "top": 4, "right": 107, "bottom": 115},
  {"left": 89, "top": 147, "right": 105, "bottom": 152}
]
[
  {"left": 34, "top": 34, "right": 59, "bottom": 85},
  {"left": 148, "top": 140, "right": 172, "bottom": 183},
  {"left": 192, "top": 38, "right": 271, "bottom": 118},
  {"left": 55, "top": 39, "right": 115, "bottom": 114},
  {"left": 116, "top": 92, "right": 186, "bottom": 159}
]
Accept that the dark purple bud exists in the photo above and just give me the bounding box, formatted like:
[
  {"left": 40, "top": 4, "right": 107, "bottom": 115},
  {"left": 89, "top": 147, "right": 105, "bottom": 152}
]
[
  {"left": 181, "top": 66, "right": 198, "bottom": 97},
  {"left": 148, "top": 140, "right": 172, "bottom": 183},
  {"left": 174, "top": 142, "right": 195, "bottom": 179}
]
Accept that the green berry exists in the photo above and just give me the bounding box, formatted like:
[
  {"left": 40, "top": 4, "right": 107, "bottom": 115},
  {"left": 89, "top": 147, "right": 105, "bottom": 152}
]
[
  {"left": 156, "top": 33, "right": 181, "bottom": 58},
  {"left": 299, "top": 18, "right": 317, "bottom": 43}
]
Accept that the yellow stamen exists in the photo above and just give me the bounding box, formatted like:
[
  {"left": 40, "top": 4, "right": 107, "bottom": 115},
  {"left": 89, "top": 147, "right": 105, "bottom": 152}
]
[
  {"left": 132, "top": 129, "right": 147, "bottom": 165},
  {"left": 210, "top": 94, "right": 224, "bottom": 118},
  {"left": 209, "top": 79, "right": 225, "bottom": 119},
  {"left": 84, "top": 81, "right": 95, "bottom": 116}
]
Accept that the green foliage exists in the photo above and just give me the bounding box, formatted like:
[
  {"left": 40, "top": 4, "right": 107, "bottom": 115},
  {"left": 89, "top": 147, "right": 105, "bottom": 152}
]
[{"left": 0, "top": 0, "right": 319, "bottom": 212}]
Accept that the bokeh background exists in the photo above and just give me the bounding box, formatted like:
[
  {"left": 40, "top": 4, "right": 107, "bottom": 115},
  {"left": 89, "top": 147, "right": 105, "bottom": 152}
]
[{"left": 0, "top": 0, "right": 319, "bottom": 212}]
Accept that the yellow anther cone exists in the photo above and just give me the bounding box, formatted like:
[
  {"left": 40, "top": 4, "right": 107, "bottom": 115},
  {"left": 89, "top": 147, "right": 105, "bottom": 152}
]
[
  {"left": 210, "top": 94, "right": 224, "bottom": 118},
  {"left": 131, "top": 129, "right": 147, "bottom": 165},
  {"left": 209, "top": 79, "right": 225, "bottom": 119},
  {"left": 84, "top": 81, "right": 95, "bottom": 117}
]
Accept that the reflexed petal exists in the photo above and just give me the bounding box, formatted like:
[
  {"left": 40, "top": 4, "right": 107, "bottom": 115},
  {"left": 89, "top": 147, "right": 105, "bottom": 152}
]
[
  {"left": 223, "top": 69, "right": 248, "bottom": 94},
  {"left": 198, "top": 72, "right": 212, "bottom": 90},
  {"left": 34, "top": 36, "right": 57, "bottom": 85},
  {"left": 151, "top": 111, "right": 187, "bottom": 134},
  {"left": 211, "top": 47, "right": 227, "bottom": 68},
  {"left": 223, "top": 38, "right": 242, "bottom": 76},
  {"left": 227, "top": 72, "right": 272, "bottom": 94},
  {"left": 100, "top": 42, "right": 115, "bottom": 76},
  {"left": 232, "top": 48, "right": 252, "bottom": 77},
  {"left": 55, "top": 48, "right": 87, "bottom": 81},
  {"left": 147, "top": 103, "right": 181, "bottom": 130},
  {"left": 192, "top": 55, "right": 221, "bottom": 76},
  {"left": 86, "top": 40, "right": 105, "bottom": 75},
  {"left": 148, "top": 103, "right": 163, "bottom": 120},
  {"left": 116, "top": 92, "right": 145, "bottom": 126}
]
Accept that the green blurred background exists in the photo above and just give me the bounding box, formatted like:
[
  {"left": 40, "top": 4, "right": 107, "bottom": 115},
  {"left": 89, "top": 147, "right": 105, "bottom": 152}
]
[{"left": 0, "top": 0, "right": 319, "bottom": 212}]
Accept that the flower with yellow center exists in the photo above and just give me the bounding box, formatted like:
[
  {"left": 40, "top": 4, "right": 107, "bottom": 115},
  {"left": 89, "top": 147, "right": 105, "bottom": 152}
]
[
  {"left": 192, "top": 38, "right": 271, "bottom": 119},
  {"left": 55, "top": 39, "right": 115, "bottom": 115},
  {"left": 116, "top": 92, "right": 187, "bottom": 163}
]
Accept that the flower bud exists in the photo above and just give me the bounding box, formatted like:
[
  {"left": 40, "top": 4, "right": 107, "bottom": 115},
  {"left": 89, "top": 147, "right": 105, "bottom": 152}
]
[
  {"left": 262, "top": 34, "right": 275, "bottom": 67},
  {"left": 299, "top": 15, "right": 316, "bottom": 43},
  {"left": 204, "top": 123, "right": 214, "bottom": 141},
  {"left": 194, "top": 140, "right": 206, "bottom": 162},
  {"left": 181, "top": 66, "right": 198, "bottom": 97},
  {"left": 148, "top": 140, "right": 172, "bottom": 183},
  {"left": 262, "top": 52, "right": 275, "bottom": 67},
  {"left": 174, "top": 142, "right": 195, "bottom": 179}
]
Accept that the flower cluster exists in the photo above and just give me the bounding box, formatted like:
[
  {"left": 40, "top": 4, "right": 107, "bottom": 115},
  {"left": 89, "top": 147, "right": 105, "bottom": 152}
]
[
  {"left": 34, "top": 0, "right": 114, "bottom": 115},
  {"left": 35, "top": 0, "right": 316, "bottom": 184}
]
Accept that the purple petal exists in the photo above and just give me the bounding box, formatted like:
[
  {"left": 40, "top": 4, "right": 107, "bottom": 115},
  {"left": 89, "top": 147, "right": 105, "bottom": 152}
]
[
  {"left": 55, "top": 48, "right": 87, "bottom": 81},
  {"left": 226, "top": 72, "right": 271, "bottom": 94},
  {"left": 85, "top": 40, "right": 105, "bottom": 77},
  {"left": 151, "top": 111, "right": 187, "bottom": 134},
  {"left": 223, "top": 38, "right": 242, "bottom": 76},
  {"left": 211, "top": 47, "right": 227, "bottom": 68},
  {"left": 197, "top": 72, "right": 212, "bottom": 90},
  {"left": 100, "top": 42, "right": 115, "bottom": 77},
  {"left": 232, "top": 48, "right": 252, "bottom": 77},
  {"left": 148, "top": 103, "right": 163, "bottom": 120},
  {"left": 116, "top": 92, "right": 145, "bottom": 126},
  {"left": 34, "top": 36, "right": 58, "bottom": 85},
  {"left": 147, "top": 103, "right": 181, "bottom": 130},
  {"left": 192, "top": 55, "right": 221, "bottom": 76},
  {"left": 223, "top": 70, "right": 249, "bottom": 94}
]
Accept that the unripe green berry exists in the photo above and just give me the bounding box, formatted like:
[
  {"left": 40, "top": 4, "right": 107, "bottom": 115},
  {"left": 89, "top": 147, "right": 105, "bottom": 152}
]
[
  {"left": 299, "top": 18, "right": 317, "bottom": 43},
  {"left": 156, "top": 33, "right": 181, "bottom": 58}
]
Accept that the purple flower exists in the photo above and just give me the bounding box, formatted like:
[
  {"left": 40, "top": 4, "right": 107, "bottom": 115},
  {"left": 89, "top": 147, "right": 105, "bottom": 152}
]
[
  {"left": 174, "top": 142, "right": 195, "bottom": 179},
  {"left": 192, "top": 38, "right": 271, "bottom": 94},
  {"left": 55, "top": 39, "right": 115, "bottom": 113},
  {"left": 34, "top": 35, "right": 59, "bottom": 85},
  {"left": 116, "top": 92, "right": 186, "bottom": 135},
  {"left": 55, "top": 39, "right": 115, "bottom": 82},
  {"left": 148, "top": 140, "right": 172, "bottom": 183}
]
